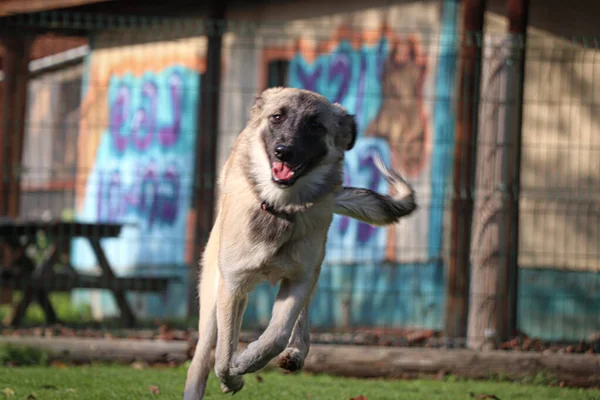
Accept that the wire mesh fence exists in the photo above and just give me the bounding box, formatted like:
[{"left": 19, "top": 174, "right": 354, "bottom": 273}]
[{"left": 0, "top": 10, "right": 598, "bottom": 353}]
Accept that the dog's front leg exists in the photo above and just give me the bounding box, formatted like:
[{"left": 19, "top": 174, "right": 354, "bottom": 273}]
[
  {"left": 278, "top": 306, "right": 310, "bottom": 372},
  {"left": 230, "top": 275, "right": 316, "bottom": 376},
  {"left": 214, "top": 279, "right": 245, "bottom": 394}
]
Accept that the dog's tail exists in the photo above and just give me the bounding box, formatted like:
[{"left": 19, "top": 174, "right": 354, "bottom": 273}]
[
  {"left": 184, "top": 246, "right": 219, "bottom": 400},
  {"left": 334, "top": 154, "right": 417, "bottom": 225}
]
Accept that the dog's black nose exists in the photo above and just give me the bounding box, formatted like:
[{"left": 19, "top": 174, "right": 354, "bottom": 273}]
[{"left": 274, "top": 144, "right": 294, "bottom": 162}]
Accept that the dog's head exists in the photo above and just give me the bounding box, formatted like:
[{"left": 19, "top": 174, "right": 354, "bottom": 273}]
[{"left": 244, "top": 87, "right": 357, "bottom": 209}]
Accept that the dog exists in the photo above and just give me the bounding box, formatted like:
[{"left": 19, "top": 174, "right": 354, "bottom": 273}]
[{"left": 183, "top": 87, "right": 417, "bottom": 399}]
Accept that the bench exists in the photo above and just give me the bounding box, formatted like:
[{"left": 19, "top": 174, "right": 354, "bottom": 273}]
[{"left": 0, "top": 219, "right": 178, "bottom": 327}]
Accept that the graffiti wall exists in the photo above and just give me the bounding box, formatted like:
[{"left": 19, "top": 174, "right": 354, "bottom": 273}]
[
  {"left": 236, "top": 2, "right": 458, "bottom": 330},
  {"left": 71, "top": 34, "right": 206, "bottom": 318},
  {"left": 287, "top": 30, "right": 434, "bottom": 264}
]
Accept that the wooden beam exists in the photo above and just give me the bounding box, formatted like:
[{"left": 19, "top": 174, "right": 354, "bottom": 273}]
[
  {"left": 2, "top": 337, "right": 599, "bottom": 388},
  {"left": 189, "top": 2, "right": 227, "bottom": 317},
  {"left": 0, "top": 0, "right": 112, "bottom": 16},
  {"left": 0, "top": 35, "right": 31, "bottom": 217},
  {"left": 444, "top": 0, "right": 487, "bottom": 341},
  {"left": 466, "top": 0, "right": 529, "bottom": 350}
]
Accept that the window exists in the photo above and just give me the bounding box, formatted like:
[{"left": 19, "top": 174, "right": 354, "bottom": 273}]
[{"left": 267, "top": 60, "right": 289, "bottom": 88}]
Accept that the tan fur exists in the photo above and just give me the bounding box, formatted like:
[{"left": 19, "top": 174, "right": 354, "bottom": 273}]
[{"left": 184, "top": 88, "right": 416, "bottom": 400}]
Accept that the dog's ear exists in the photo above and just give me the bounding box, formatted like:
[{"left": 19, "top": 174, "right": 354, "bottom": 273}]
[
  {"left": 252, "top": 87, "right": 285, "bottom": 116},
  {"left": 342, "top": 114, "right": 358, "bottom": 151},
  {"left": 332, "top": 103, "right": 357, "bottom": 151},
  {"left": 251, "top": 94, "right": 265, "bottom": 115}
]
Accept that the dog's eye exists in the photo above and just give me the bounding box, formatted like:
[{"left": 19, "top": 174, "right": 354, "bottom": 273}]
[{"left": 270, "top": 114, "right": 284, "bottom": 123}]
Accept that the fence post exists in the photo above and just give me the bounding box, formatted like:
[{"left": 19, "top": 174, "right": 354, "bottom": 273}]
[
  {"left": 444, "top": 0, "right": 487, "bottom": 343},
  {"left": 504, "top": 0, "right": 528, "bottom": 347},
  {"left": 466, "top": 0, "right": 529, "bottom": 349},
  {"left": 189, "top": 4, "right": 227, "bottom": 318},
  {"left": 0, "top": 35, "right": 31, "bottom": 218}
]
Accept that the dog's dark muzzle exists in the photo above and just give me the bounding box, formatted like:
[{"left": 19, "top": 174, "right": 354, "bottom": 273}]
[{"left": 271, "top": 144, "right": 308, "bottom": 187}]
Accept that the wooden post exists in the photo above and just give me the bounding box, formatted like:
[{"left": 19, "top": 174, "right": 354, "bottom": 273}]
[
  {"left": 0, "top": 35, "right": 31, "bottom": 217},
  {"left": 188, "top": 4, "right": 227, "bottom": 317},
  {"left": 0, "top": 35, "right": 31, "bottom": 306},
  {"left": 466, "top": 0, "right": 528, "bottom": 349},
  {"left": 504, "top": 0, "right": 528, "bottom": 346},
  {"left": 444, "top": 0, "right": 487, "bottom": 342}
]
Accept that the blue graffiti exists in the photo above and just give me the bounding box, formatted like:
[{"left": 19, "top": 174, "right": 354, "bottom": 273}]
[
  {"left": 289, "top": 39, "right": 391, "bottom": 263},
  {"left": 72, "top": 65, "right": 200, "bottom": 271},
  {"left": 325, "top": 138, "right": 391, "bottom": 264},
  {"left": 289, "top": 39, "right": 387, "bottom": 134},
  {"left": 96, "top": 161, "right": 180, "bottom": 227}
]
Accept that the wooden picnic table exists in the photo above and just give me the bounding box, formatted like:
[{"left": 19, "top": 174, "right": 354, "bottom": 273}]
[{"left": 0, "top": 219, "right": 173, "bottom": 327}]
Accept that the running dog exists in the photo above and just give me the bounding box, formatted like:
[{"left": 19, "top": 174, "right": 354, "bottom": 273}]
[{"left": 184, "top": 87, "right": 417, "bottom": 399}]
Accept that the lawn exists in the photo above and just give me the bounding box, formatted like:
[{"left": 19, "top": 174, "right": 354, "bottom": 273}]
[{"left": 1, "top": 365, "right": 599, "bottom": 400}]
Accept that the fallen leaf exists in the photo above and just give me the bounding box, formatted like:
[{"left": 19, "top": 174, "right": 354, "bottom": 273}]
[
  {"left": 66, "top": 388, "right": 76, "bottom": 393},
  {"left": 256, "top": 375, "right": 264, "bottom": 383},
  {"left": 50, "top": 361, "right": 67, "bottom": 369},
  {"left": 349, "top": 396, "right": 368, "bottom": 400},
  {"left": 26, "top": 394, "right": 37, "bottom": 400},
  {"left": 1, "top": 388, "right": 14, "bottom": 397},
  {"left": 149, "top": 385, "right": 160, "bottom": 395},
  {"left": 40, "top": 385, "right": 58, "bottom": 390},
  {"left": 131, "top": 361, "right": 147, "bottom": 370},
  {"left": 469, "top": 394, "right": 500, "bottom": 400}
]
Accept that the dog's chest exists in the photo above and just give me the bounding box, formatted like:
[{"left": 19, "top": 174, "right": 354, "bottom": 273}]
[{"left": 248, "top": 208, "right": 293, "bottom": 244}]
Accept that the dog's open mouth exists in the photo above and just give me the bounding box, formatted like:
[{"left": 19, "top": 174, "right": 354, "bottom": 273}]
[{"left": 272, "top": 161, "right": 306, "bottom": 187}]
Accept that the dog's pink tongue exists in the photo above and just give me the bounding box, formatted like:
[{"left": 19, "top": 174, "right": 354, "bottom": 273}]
[{"left": 272, "top": 162, "right": 294, "bottom": 180}]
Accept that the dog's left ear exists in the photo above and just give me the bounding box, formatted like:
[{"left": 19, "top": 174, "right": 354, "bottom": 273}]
[
  {"left": 338, "top": 113, "right": 357, "bottom": 151},
  {"left": 332, "top": 103, "right": 357, "bottom": 151}
]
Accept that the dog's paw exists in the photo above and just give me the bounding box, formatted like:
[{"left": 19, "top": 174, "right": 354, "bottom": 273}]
[
  {"left": 220, "top": 375, "right": 244, "bottom": 394},
  {"left": 277, "top": 348, "right": 305, "bottom": 372},
  {"left": 229, "top": 353, "right": 246, "bottom": 376}
]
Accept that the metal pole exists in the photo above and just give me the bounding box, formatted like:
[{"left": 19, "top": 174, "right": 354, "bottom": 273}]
[
  {"left": 189, "top": 4, "right": 227, "bottom": 317},
  {"left": 445, "top": 0, "right": 487, "bottom": 342},
  {"left": 504, "top": 0, "right": 529, "bottom": 340}
]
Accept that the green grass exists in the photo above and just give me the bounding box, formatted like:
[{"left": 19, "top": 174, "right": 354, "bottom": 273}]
[
  {"left": 1, "top": 364, "right": 599, "bottom": 400},
  {"left": 0, "top": 292, "right": 197, "bottom": 330},
  {"left": 0, "top": 292, "right": 94, "bottom": 326}
]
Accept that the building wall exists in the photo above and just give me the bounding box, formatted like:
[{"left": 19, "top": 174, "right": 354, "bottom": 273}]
[
  {"left": 219, "top": 0, "right": 454, "bottom": 330},
  {"left": 51, "top": 1, "right": 598, "bottom": 340},
  {"left": 484, "top": 13, "right": 600, "bottom": 340},
  {"left": 70, "top": 29, "right": 206, "bottom": 318},
  {"left": 20, "top": 63, "right": 82, "bottom": 219}
]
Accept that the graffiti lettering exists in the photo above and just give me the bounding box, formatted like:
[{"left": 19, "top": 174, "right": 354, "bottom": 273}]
[
  {"left": 328, "top": 49, "right": 351, "bottom": 104},
  {"left": 291, "top": 39, "right": 387, "bottom": 123},
  {"left": 108, "top": 72, "right": 183, "bottom": 153},
  {"left": 110, "top": 85, "right": 130, "bottom": 153},
  {"left": 296, "top": 63, "right": 321, "bottom": 92},
  {"left": 97, "top": 162, "right": 181, "bottom": 227},
  {"left": 355, "top": 52, "right": 367, "bottom": 133},
  {"left": 291, "top": 40, "right": 390, "bottom": 263},
  {"left": 159, "top": 73, "right": 183, "bottom": 147},
  {"left": 131, "top": 81, "right": 157, "bottom": 151}
]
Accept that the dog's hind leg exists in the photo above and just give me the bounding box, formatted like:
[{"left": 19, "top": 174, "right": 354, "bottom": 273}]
[
  {"left": 184, "top": 257, "right": 219, "bottom": 400},
  {"left": 278, "top": 306, "right": 310, "bottom": 372},
  {"left": 230, "top": 275, "right": 316, "bottom": 376}
]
